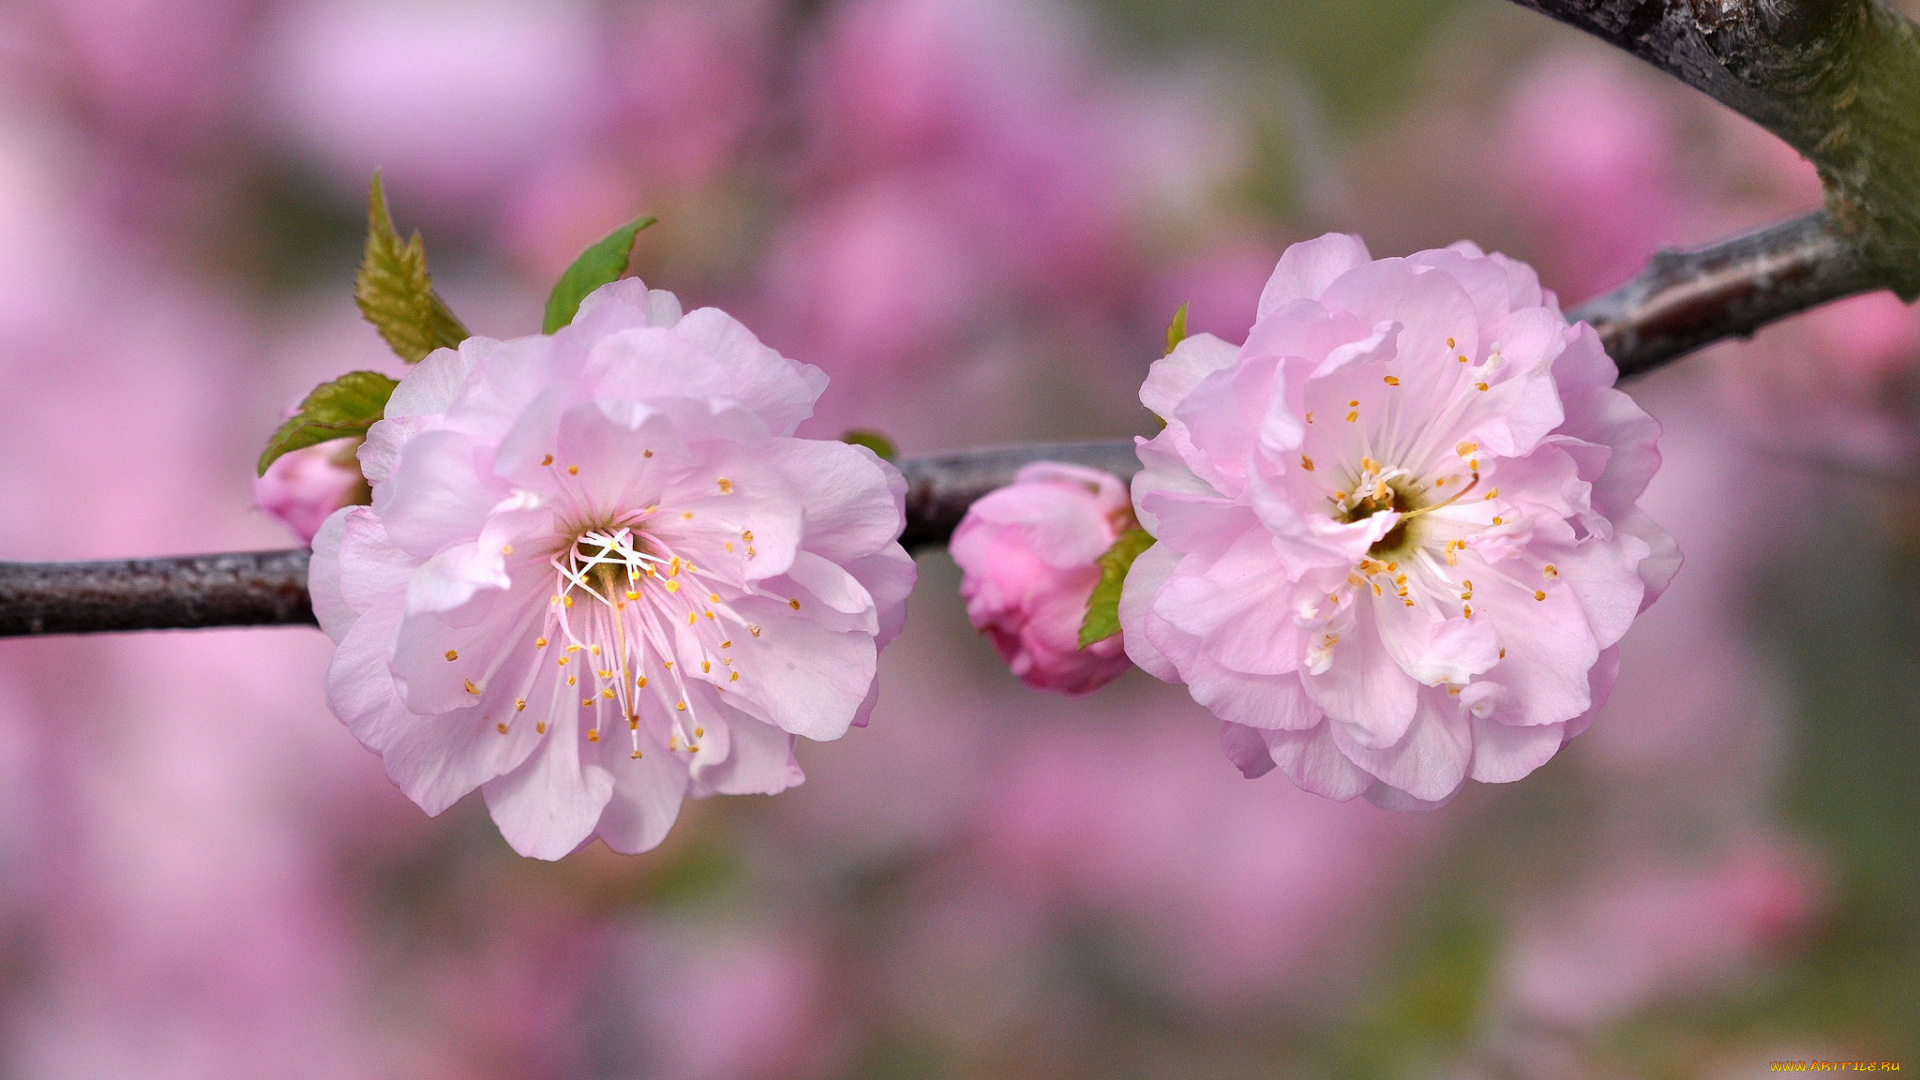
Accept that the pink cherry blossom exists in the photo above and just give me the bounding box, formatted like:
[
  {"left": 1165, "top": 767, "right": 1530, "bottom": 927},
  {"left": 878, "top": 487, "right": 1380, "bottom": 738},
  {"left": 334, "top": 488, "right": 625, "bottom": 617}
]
[
  {"left": 253, "top": 437, "right": 367, "bottom": 544},
  {"left": 950, "top": 461, "right": 1134, "bottom": 695},
  {"left": 308, "top": 278, "right": 916, "bottom": 859},
  {"left": 1121, "top": 233, "right": 1680, "bottom": 809}
]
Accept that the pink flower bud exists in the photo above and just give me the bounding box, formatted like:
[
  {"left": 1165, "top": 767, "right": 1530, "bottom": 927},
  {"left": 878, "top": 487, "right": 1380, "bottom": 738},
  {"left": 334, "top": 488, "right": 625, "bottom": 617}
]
[
  {"left": 253, "top": 438, "right": 367, "bottom": 544},
  {"left": 951, "top": 462, "right": 1135, "bottom": 695}
]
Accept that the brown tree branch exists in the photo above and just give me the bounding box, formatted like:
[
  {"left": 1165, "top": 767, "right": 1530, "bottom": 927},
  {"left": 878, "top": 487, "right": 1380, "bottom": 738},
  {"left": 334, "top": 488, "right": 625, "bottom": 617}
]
[
  {"left": 0, "top": 443, "right": 1148, "bottom": 638},
  {"left": 1519, "top": 0, "right": 1920, "bottom": 374},
  {"left": 9, "top": 0, "right": 1920, "bottom": 638}
]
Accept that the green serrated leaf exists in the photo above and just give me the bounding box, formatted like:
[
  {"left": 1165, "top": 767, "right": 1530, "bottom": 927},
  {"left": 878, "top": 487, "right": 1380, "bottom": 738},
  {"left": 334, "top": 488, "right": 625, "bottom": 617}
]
[
  {"left": 1079, "top": 527, "right": 1155, "bottom": 649},
  {"left": 257, "top": 370, "right": 399, "bottom": 476},
  {"left": 543, "top": 215, "right": 658, "bottom": 334},
  {"left": 841, "top": 428, "right": 898, "bottom": 462},
  {"left": 356, "top": 173, "right": 469, "bottom": 363},
  {"left": 1165, "top": 301, "right": 1189, "bottom": 356}
]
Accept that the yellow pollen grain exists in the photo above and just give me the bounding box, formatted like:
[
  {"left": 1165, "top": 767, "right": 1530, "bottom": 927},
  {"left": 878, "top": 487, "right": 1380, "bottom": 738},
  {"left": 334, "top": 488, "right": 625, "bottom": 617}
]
[
  {"left": 1301, "top": 456, "right": 1314, "bottom": 472},
  {"left": 496, "top": 722, "right": 509, "bottom": 734},
  {"left": 1383, "top": 375, "right": 1400, "bottom": 386},
  {"left": 445, "top": 649, "right": 458, "bottom": 661},
  {"left": 464, "top": 679, "right": 480, "bottom": 695},
  {"left": 717, "top": 478, "right": 733, "bottom": 494},
  {"left": 789, "top": 598, "right": 802, "bottom": 610},
  {"left": 541, "top": 454, "right": 554, "bottom": 467}
]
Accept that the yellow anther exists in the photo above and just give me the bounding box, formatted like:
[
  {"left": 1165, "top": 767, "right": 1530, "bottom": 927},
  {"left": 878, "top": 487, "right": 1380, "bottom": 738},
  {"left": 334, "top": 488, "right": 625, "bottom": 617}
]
[
  {"left": 627, "top": 591, "right": 640, "bottom": 601},
  {"left": 602, "top": 687, "right": 615, "bottom": 699},
  {"left": 1349, "top": 399, "right": 1360, "bottom": 407},
  {"left": 1447, "top": 337, "right": 1456, "bottom": 348},
  {"left": 636, "top": 676, "right": 648, "bottom": 688},
  {"left": 536, "top": 637, "right": 547, "bottom": 648},
  {"left": 1499, "top": 647, "right": 1507, "bottom": 658},
  {"left": 1305, "top": 411, "right": 1315, "bottom": 424},
  {"left": 1463, "top": 604, "right": 1474, "bottom": 618},
  {"left": 725, "top": 541, "right": 734, "bottom": 551},
  {"left": 1361, "top": 456, "right": 1379, "bottom": 473},
  {"left": 631, "top": 750, "right": 643, "bottom": 759},
  {"left": 563, "top": 595, "right": 573, "bottom": 608},
  {"left": 536, "top": 722, "right": 547, "bottom": 734},
  {"left": 1484, "top": 488, "right": 1498, "bottom": 500},
  {"left": 1346, "top": 410, "right": 1359, "bottom": 423},
  {"left": 720, "top": 640, "right": 732, "bottom": 649},
  {"left": 665, "top": 580, "right": 680, "bottom": 593},
  {"left": 515, "top": 699, "right": 527, "bottom": 711},
  {"left": 582, "top": 698, "right": 594, "bottom": 707},
  {"left": 566, "top": 464, "right": 579, "bottom": 475},
  {"left": 688, "top": 612, "right": 697, "bottom": 626},
  {"left": 1543, "top": 563, "right": 1559, "bottom": 578},
  {"left": 694, "top": 726, "right": 704, "bottom": 737},
  {"left": 1476, "top": 382, "right": 1489, "bottom": 392},
  {"left": 788, "top": 598, "right": 801, "bottom": 610},
  {"left": 717, "top": 478, "right": 733, "bottom": 494},
  {"left": 557, "top": 657, "right": 568, "bottom": 667},
  {"left": 590, "top": 645, "right": 600, "bottom": 655},
  {"left": 445, "top": 649, "right": 458, "bottom": 661},
  {"left": 701, "top": 660, "right": 711, "bottom": 673},
  {"left": 496, "top": 722, "right": 508, "bottom": 734},
  {"left": 629, "top": 714, "right": 639, "bottom": 730},
  {"left": 1491, "top": 516, "right": 1504, "bottom": 525},
  {"left": 643, "top": 449, "right": 653, "bottom": 458},
  {"left": 1383, "top": 375, "right": 1400, "bottom": 386},
  {"left": 708, "top": 592, "right": 721, "bottom": 603},
  {"left": 1534, "top": 590, "right": 1547, "bottom": 601},
  {"left": 1458, "top": 354, "right": 1469, "bottom": 363},
  {"left": 588, "top": 729, "right": 599, "bottom": 742},
  {"left": 567, "top": 675, "right": 577, "bottom": 686},
  {"left": 464, "top": 679, "right": 480, "bottom": 695},
  {"left": 676, "top": 701, "right": 687, "bottom": 711},
  {"left": 568, "top": 644, "right": 581, "bottom": 653},
  {"left": 682, "top": 512, "right": 693, "bottom": 520},
  {"left": 664, "top": 661, "right": 673, "bottom": 669},
  {"left": 541, "top": 454, "right": 554, "bottom": 466},
  {"left": 729, "top": 671, "right": 739, "bottom": 682},
  {"left": 749, "top": 625, "right": 761, "bottom": 637},
  {"left": 1456, "top": 442, "right": 1478, "bottom": 456},
  {"left": 501, "top": 544, "right": 513, "bottom": 556}
]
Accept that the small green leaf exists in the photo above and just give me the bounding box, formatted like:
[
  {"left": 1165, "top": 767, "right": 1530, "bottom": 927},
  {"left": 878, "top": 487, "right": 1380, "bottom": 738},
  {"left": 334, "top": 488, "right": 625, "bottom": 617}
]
[
  {"left": 1079, "top": 527, "right": 1155, "bottom": 649},
  {"left": 543, "top": 215, "right": 658, "bottom": 334},
  {"left": 257, "top": 370, "right": 399, "bottom": 476},
  {"left": 841, "top": 428, "right": 898, "bottom": 462},
  {"left": 1165, "top": 301, "right": 1189, "bottom": 356},
  {"left": 356, "top": 173, "right": 469, "bottom": 363}
]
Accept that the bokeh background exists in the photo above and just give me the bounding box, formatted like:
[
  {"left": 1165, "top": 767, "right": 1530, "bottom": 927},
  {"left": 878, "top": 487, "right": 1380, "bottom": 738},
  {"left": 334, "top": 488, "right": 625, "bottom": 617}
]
[{"left": 1, "top": 0, "right": 1916, "bottom": 1076}]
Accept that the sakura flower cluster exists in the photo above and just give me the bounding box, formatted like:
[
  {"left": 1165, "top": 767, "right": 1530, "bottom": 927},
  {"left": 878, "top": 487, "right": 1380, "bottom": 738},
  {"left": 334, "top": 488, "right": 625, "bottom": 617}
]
[
  {"left": 309, "top": 280, "right": 915, "bottom": 859},
  {"left": 951, "top": 462, "right": 1135, "bottom": 695},
  {"left": 1121, "top": 234, "right": 1678, "bottom": 808}
]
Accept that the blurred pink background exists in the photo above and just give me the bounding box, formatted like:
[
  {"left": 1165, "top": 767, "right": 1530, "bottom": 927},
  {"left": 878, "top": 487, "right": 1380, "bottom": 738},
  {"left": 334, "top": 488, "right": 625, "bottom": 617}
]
[{"left": 1, "top": 0, "right": 1915, "bottom": 1076}]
